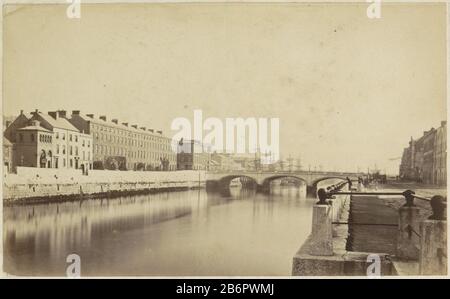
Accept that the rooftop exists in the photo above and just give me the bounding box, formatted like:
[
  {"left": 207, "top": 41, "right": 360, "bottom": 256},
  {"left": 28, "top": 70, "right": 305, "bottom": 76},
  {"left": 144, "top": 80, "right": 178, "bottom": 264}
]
[
  {"left": 17, "top": 125, "right": 52, "bottom": 132},
  {"left": 72, "top": 112, "right": 167, "bottom": 138},
  {"left": 34, "top": 111, "right": 80, "bottom": 132}
]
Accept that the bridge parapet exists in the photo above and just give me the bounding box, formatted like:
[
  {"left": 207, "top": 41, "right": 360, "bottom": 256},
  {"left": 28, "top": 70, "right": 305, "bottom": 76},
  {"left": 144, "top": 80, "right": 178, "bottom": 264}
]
[{"left": 206, "top": 170, "right": 364, "bottom": 193}]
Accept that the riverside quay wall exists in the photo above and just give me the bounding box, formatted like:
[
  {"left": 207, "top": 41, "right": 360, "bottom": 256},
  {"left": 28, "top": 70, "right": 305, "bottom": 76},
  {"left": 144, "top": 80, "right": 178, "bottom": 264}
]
[{"left": 3, "top": 167, "right": 207, "bottom": 203}]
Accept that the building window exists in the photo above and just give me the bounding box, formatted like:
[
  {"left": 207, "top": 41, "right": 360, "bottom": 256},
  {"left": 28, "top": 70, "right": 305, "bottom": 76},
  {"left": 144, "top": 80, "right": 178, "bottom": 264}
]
[
  {"left": 31, "top": 134, "right": 35, "bottom": 142},
  {"left": 70, "top": 159, "right": 73, "bottom": 167},
  {"left": 62, "top": 133, "right": 65, "bottom": 140},
  {"left": 19, "top": 133, "right": 23, "bottom": 142},
  {"left": 63, "top": 145, "right": 66, "bottom": 154},
  {"left": 75, "top": 135, "right": 78, "bottom": 142},
  {"left": 70, "top": 134, "right": 72, "bottom": 141},
  {"left": 70, "top": 146, "right": 73, "bottom": 155},
  {"left": 75, "top": 146, "right": 78, "bottom": 156},
  {"left": 57, "top": 145, "right": 60, "bottom": 154},
  {"left": 56, "top": 132, "right": 59, "bottom": 139}
]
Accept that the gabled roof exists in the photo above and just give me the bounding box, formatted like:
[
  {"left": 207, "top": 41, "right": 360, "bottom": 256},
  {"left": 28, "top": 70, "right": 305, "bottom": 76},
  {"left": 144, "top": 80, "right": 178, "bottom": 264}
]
[{"left": 35, "top": 112, "right": 79, "bottom": 132}]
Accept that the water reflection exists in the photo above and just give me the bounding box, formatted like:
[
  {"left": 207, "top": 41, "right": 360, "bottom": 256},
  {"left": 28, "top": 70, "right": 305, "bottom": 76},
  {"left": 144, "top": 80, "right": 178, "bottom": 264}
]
[{"left": 3, "top": 181, "right": 339, "bottom": 276}]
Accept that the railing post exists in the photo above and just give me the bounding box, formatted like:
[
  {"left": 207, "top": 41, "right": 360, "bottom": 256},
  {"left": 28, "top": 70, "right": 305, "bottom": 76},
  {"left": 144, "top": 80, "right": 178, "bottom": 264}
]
[
  {"left": 308, "top": 188, "right": 333, "bottom": 256},
  {"left": 397, "top": 190, "right": 420, "bottom": 259},
  {"left": 419, "top": 195, "right": 447, "bottom": 275}
]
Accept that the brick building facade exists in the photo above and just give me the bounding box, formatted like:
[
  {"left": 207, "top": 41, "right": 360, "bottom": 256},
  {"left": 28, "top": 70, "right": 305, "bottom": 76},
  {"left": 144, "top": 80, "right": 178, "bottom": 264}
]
[
  {"left": 5, "top": 110, "right": 93, "bottom": 173},
  {"left": 177, "top": 139, "right": 211, "bottom": 170},
  {"left": 68, "top": 111, "right": 176, "bottom": 171},
  {"left": 399, "top": 121, "right": 447, "bottom": 185}
]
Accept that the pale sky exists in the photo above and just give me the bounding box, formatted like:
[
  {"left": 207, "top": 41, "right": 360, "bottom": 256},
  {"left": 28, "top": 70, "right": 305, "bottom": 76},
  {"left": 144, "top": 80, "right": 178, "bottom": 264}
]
[{"left": 2, "top": 3, "right": 447, "bottom": 174}]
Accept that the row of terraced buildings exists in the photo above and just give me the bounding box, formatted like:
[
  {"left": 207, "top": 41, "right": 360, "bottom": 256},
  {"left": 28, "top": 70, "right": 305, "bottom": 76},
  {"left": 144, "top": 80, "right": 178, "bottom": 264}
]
[
  {"left": 3, "top": 110, "right": 179, "bottom": 172},
  {"left": 399, "top": 120, "right": 447, "bottom": 185}
]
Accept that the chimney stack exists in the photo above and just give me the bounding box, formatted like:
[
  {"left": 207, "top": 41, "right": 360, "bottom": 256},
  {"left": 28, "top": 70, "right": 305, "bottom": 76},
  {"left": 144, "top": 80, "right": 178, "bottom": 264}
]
[
  {"left": 72, "top": 110, "right": 80, "bottom": 115},
  {"left": 112, "top": 119, "right": 118, "bottom": 124},
  {"left": 48, "top": 111, "right": 58, "bottom": 119},
  {"left": 149, "top": 129, "right": 154, "bottom": 133},
  {"left": 131, "top": 124, "right": 138, "bottom": 129},
  {"left": 441, "top": 121, "right": 447, "bottom": 127},
  {"left": 86, "top": 114, "right": 94, "bottom": 118},
  {"left": 157, "top": 130, "right": 163, "bottom": 135},
  {"left": 122, "top": 122, "right": 129, "bottom": 127},
  {"left": 100, "top": 116, "right": 107, "bottom": 121},
  {"left": 58, "top": 110, "right": 67, "bottom": 118},
  {"left": 140, "top": 126, "right": 146, "bottom": 131}
]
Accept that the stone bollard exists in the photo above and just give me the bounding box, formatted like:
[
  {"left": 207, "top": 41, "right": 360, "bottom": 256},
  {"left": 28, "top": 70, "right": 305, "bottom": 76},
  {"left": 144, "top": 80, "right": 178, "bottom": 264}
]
[
  {"left": 419, "top": 195, "right": 447, "bottom": 275},
  {"left": 396, "top": 206, "right": 420, "bottom": 259},
  {"left": 419, "top": 220, "right": 447, "bottom": 275},
  {"left": 308, "top": 204, "right": 333, "bottom": 256}
]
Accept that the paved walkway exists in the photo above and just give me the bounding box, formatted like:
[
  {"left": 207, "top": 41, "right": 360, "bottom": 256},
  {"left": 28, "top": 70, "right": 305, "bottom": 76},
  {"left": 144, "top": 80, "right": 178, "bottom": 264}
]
[{"left": 348, "top": 195, "right": 398, "bottom": 255}]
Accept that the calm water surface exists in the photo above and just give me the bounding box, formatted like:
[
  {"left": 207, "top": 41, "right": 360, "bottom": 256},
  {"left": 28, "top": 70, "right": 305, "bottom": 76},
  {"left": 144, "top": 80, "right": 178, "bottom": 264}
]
[{"left": 3, "top": 182, "right": 337, "bottom": 276}]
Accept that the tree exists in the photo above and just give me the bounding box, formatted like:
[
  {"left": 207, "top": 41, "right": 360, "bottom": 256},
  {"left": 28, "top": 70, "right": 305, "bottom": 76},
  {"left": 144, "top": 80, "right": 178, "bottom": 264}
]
[
  {"left": 93, "top": 161, "right": 104, "bottom": 170},
  {"left": 137, "top": 162, "right": 145, "bottom": 171},
  {"left": 106, "top": 158, "right": 118, "bottom": 170}
]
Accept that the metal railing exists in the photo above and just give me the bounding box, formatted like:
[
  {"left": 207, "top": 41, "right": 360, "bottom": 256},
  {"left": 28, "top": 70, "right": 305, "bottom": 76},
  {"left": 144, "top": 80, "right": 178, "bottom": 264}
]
[
  {"left": 316, "top": 183, "right": 447, "bottom": 221},
  {"left": 306, "top": 180, "right": 448, "bottom": 275}
]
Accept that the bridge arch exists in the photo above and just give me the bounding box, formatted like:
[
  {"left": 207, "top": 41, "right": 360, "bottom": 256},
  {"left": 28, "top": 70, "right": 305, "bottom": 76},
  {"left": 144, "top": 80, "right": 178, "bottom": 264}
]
[
  {"left": 217, "top": 175, "right": 258, "bottom": 188},
  {"left": 204, "top": 175, "right": 258, "bottom": 196},
  {"left": 259, "top": 175, "right": 308, "bottom": 193},
  {"left": 261, "top": 175, "right": 307, "bottom": 186}
]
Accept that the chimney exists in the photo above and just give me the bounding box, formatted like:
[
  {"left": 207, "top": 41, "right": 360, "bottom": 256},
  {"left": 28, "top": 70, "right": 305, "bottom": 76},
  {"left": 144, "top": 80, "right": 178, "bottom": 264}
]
[
  {"left": 58, "top": 110, "right": 67, "bottom": 118},
  {"left": 48, "top": 111, "right": 58, "bottom": 119},
  {"left": 441, "top": 121, "right": 447, "bottom": 127},
  {"left": 122, "top": 122, "right": 129, "bottom": 127},
  {"left": 131, "top": 124, "right": 138, "bottom": 129},
  {"left": 20, "top": 110, "right": 24, "bottom": 115},
  {"left": 149, "top": 129, "right": 154, "bottom": 133},
  {"left": 157, "top": 130, "right": 163, "bottom": 135},
  {"left": 112, "top": 119, "right": 118, "bottom": 124},
  {"left": 140, "top": 126, "right": 146, "bottom": 131},
  {"left": 72, "top": 110, "right": 80, "bottom": 115},
  {"left": 86, "top": 114, "right": 94, "bottom": 118},
  {"left": 100, "top": 115, "right": 107, "bottom": 121}
]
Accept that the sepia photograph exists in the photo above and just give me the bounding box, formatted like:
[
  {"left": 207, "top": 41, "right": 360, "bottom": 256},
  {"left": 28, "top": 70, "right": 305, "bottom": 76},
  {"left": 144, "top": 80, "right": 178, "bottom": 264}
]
[{"left": 0, "top": 0, "right": 448, "bottom": 281}]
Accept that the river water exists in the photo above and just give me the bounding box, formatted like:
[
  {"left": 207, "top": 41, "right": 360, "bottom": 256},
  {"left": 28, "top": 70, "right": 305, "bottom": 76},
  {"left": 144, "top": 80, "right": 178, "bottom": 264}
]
[{"left": 3, "top": 181, "right": 338, "bottom": 277}]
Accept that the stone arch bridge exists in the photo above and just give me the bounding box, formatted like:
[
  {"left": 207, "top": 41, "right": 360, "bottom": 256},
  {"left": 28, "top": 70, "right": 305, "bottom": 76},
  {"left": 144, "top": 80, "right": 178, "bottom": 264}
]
[{"left": 206, "top": 170, "right": 365, "bottom": 196}]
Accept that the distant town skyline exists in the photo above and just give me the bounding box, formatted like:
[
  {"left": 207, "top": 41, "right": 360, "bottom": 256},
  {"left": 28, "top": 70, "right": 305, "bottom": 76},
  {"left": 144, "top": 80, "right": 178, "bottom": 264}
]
[{"left": 3, "top": 3, "right": 447, "bottom": 174}]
